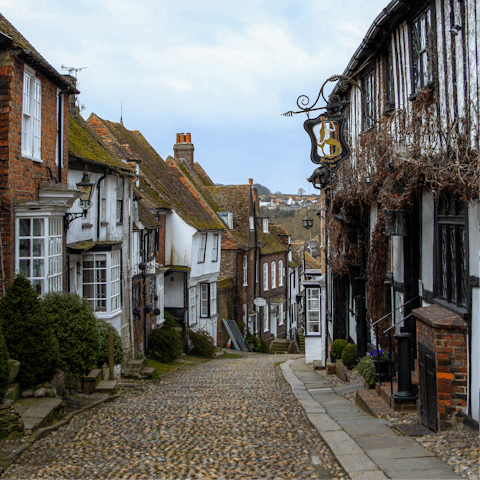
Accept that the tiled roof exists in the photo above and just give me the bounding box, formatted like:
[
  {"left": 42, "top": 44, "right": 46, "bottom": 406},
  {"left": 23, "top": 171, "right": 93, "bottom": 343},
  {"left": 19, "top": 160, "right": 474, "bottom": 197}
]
[
  {"left": 205, "top": 185, "right": 254, "bottom": 248},
  {"left": 138, "top": 199, "right": 162, "bottom": 229},
  {"left": 305, "top": 252, "right": 321, "bottom": 270},
  {"left": 68, "top": 112, "right": 134, "bottom": 175},
  {"left": 193, "top": 163, "right": 215, "bottom": 186},
  {"left": 87, "top": 114, "right": 224, "bottom": 232},
  {"left": 0, "top": 13, "right": 76, "bottom": 92}
]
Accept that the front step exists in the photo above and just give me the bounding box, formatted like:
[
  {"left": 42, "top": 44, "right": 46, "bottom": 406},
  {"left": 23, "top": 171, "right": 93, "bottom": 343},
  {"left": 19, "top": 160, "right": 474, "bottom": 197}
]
[
  {"left": 142, "top": 367, "right": 155, "bottom": 377},
  {"left": 297, "top": 331, "right": 305, "bottom": 354},
  {"left": 95, "top": 380, "right": 118, "bottom": 395},
  {"left": 82, "top": 368, "right": 103, "bottom": 394},
  {"left": 123, "top": 358, "right": 148, "bottom": 378},
  {"left": 270, "top": 339, "right": 288, "bottom": 354}
]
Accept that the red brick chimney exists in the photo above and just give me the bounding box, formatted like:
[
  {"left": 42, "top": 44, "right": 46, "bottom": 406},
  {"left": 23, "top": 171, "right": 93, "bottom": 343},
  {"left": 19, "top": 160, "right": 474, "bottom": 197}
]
[{"left": 173, "top": 132, "right": 194, "bottom": 169}]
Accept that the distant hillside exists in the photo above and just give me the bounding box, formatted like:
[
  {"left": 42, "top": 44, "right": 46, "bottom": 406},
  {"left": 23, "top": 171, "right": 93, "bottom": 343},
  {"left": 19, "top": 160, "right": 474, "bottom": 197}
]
[{"left": 254, "top": 184, "right": 271, "bottom": 195}]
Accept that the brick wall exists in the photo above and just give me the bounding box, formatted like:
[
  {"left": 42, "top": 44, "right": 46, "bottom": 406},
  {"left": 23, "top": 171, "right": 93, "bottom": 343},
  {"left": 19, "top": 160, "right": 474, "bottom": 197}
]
[
  {"left": 414, "top": 305, "right": 468, "bottom": 429},
  {"left": 0, "top": 53, "right": 70, "bottom": 292}
]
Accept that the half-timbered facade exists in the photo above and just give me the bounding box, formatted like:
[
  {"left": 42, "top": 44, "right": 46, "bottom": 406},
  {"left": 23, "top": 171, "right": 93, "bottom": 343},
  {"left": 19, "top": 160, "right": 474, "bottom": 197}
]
[{"left": 320, "top": 0, "right": 479, "bottom": 427}]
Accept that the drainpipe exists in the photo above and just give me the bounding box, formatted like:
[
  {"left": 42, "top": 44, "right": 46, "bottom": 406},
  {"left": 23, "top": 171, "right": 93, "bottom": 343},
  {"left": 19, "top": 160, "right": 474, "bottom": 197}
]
[{"left": 96, "top": 170, "right": 108, "bottom": 241}]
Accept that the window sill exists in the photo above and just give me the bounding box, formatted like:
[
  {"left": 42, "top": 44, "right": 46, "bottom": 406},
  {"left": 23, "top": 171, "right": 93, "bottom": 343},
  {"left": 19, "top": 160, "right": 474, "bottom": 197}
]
[
  {"left": 101, "top": 221, "right": 109, "bottom": 226},
  {"left": 408, "top": 82, "right": 435, "bottom": 101},
  {"left": 116, "top": 222, "right": 123, "bottom": 226},
  {"left": 304, "top": 334, "right": 322, "bottom": 337},
  {"left": 22, "top": 154, "right": 43, "bottom": 163},
  {"left": 82, "top": 223, "right": 93, "bottom": 229}
]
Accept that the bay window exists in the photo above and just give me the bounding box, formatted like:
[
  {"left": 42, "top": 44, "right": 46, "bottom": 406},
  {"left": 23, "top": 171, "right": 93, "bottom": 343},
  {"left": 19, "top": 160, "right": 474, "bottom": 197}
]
[
  {"left": 306, "top": 287, "right": 321, "bottom": 335},
  {"left": 83, "top": 250, "right": 122, "bottom": 315},
  {"left": 17, "top": 216, "right": 63, "bottom": 295}
]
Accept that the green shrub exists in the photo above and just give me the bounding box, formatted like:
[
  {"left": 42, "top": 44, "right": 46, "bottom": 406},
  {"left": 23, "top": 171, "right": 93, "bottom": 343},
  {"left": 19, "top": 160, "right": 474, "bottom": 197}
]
[
  {"left": 341, "top": 344, "right": 357, "bottom": 368},
  {"left": 0, "top": 275, "right": 59, "bottom": 387},
  {"left": 331, "top": 339, "right": 348, "bottom": 360},
  {"left": 164, "top": 312, "right": 182, "bottom": 329},
  {"left": 147, "top": 326, "right": 182, "bottom": 363},
  {"left": 187, "top": 329, "right": 215, "bottom": 358},
  {"left": 356, "top": 355, "right": 376, "bottom": 387},
  {"left": 0, "top": 328, "right": 9, "bottom": 398},
  {"left": 43, "top": 292, "right": 100, "bottom": 377},
  {"left": 246, "top": 333, "right": 270, "bottom": 353},
  {"left": 96, "top": 318, "right": 124, "bottom": 367}
]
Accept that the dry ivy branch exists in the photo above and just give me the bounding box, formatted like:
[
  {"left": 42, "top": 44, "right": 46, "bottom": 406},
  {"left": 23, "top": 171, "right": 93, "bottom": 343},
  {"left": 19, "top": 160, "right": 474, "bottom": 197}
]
[{"left": 325, "top": 86, "right": 479, "bottom": 343}]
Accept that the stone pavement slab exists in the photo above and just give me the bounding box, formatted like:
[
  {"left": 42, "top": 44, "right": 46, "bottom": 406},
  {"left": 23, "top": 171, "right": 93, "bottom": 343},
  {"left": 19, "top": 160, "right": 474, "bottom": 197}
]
[{"left": 283, "top": 358, "right": 462, "bottom": 480}]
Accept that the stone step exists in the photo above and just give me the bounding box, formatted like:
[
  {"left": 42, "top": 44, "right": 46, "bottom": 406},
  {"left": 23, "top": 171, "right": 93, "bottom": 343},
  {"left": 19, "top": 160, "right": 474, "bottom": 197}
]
[
  {"left": 356, "top": 389, "right": 393, "bottom": 418},
  {"left": 123, "top": 358, "right": 148, "bottom": 378},
  {"left": 142, "top": 367, "right": 155, "bottom": 377},
  {"left": 95, "top": 380, "right": 118, "bottom": 395},
  {"left": 16, "top": 397, "right": 64, "bottom": 432},
  {"left": 82, "top": 368, "right": 103, "bottom": 393}
]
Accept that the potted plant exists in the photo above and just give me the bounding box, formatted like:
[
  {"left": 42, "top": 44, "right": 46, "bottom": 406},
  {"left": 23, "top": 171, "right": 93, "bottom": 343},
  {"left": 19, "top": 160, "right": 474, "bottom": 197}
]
[{"left": 369, "top": 349, "right": 393, "bottom": 381}]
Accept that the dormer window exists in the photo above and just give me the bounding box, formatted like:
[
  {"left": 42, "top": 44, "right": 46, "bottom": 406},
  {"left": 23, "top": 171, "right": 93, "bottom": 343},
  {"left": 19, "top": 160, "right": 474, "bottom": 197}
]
[
  {"left": 218, "top": 212, "right": 233, "bottom": 229},
  {"left": 263, "top": 218, "right": 269, "bottom": 233}
]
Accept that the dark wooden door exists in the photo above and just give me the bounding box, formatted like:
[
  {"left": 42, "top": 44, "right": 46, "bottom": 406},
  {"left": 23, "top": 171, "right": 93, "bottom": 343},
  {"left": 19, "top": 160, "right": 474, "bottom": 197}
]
[{"left": 418, "top": 342, "right": 438, "bottom": 432}]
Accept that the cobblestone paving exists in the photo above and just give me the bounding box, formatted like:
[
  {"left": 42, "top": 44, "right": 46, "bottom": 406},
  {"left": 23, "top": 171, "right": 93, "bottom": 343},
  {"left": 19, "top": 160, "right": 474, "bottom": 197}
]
[{"left": 5, "top": 355, "right": 347, "bottom": 479}]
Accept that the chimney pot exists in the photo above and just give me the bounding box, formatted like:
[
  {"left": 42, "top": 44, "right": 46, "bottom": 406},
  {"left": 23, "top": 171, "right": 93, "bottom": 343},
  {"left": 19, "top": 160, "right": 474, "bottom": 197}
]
[
  {"left": 181, "top": 133, "right": 186, "bottom": 143},
  {"left": 249, "top": 178, "right": 254, "bottom": 186},
  {"left": 176, "top": 133, "right": 181, "bottom": 143},
  {"left": 186, "top": 132, "right": 191, "bottom": 143}
]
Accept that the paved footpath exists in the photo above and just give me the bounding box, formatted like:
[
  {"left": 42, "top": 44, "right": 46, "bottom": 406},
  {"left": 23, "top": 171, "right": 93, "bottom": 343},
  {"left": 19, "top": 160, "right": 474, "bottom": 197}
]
[
  {"left": 283, "top": 358, "right": 463, "bottom": 480},
  {"left": 4, "top": 355, "right": 347, "bottom": 479}
]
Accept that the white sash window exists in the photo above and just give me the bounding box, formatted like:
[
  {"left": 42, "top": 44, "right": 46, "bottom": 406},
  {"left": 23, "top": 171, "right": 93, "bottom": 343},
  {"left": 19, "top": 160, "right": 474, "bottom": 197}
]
[{"left": 22, "top": 67, "right": 42, "bottom": 161}]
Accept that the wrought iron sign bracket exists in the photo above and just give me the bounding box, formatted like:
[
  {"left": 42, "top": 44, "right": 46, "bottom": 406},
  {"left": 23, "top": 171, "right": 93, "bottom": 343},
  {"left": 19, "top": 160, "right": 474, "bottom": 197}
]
[{"left": 64, "top": 212, "right": 84, "bottom": 230}]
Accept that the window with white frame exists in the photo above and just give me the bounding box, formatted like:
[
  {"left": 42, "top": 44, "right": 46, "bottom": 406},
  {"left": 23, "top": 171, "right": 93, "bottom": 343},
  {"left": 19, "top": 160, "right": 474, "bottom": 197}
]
[
  {"left": 262, "top": 218, "right": 269, "bottom": 233},
  {"left": 263, "top": 263, "right": 268, "bottom": 291},
  {"left": 22, "top": 66, "right": 42, "bottom": 161},
  {"left": 249, "top": 216, "right": 254, "bottom": 230},
  {"left": 111, "top": 251, "right": 121, "bottom": 312},
  {"left": 198, "top": 234, "right": 207, "bottom": 263},
  {"left": 263, "top": 305, "right": 269, "bottom": 332},
  {"left": 212, "top": 234, "right": 219, "bottom": 262},
  {"left": 279, "top": 302, "right": 284, "bottom": 326},
  {"left": 279, "top": 260, "right": 284, "bottom": 287},
  {"left": 243, "top": 255, "right": 248, "bottom": 286},
  {"left": 210, "top": 281, "right": 217, "bottom": 316},
  {"left": 83, "top": 250, "right": 122, "bottom": 314},
  {"left": 116, "top": 177, "right": 124, "bottom": 224},
  {"left": 17, "top": 216, "right": 63, "bottom": 295},
  {"left": 306, "top": 288, "right": 321, "bottom": 335},
  {"left": 100, "top": 180, "right": 107, "bottom": 222},
  {"left": 157, "top": 275, "right": 165, "bottom": 324},
  {"left": 200, "top": 283, "right": 210, "bottom": 317},
  {"left": 189, "top": 287, "right": 196, "bottom": 325},
  {"left": 271, "top": 261, "right": 276, "bottom": 289}
]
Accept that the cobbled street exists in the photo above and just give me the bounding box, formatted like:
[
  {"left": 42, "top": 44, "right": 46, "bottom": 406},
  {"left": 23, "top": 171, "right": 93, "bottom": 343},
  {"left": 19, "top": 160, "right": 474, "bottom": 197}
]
[{"left": 4, "top": 355, "right": 347, "bottom": 480}]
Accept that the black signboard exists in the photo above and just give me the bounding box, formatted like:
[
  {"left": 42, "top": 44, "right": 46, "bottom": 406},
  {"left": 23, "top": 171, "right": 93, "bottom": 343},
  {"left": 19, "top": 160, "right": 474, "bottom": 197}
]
[{"left": 304, "top": 114, "right": 350, "bottom": 172}]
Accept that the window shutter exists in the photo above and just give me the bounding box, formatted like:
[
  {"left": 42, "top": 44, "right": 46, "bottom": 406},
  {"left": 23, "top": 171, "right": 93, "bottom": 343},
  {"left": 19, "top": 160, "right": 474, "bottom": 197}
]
[{"left": 210, "top": 282, "right": 217, "bottom": 316}]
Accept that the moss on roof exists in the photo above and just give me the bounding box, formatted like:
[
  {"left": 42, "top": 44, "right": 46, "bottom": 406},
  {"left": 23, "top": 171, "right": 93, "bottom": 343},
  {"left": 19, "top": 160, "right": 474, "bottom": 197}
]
[
  {"left": 87, "top": 115, "right": 224, "bottom": 232},
  {"left": 138, "top": 200, "right": 162, "bottom": 229},
  {"left": 69, "top": 113, "right": 134, "bottom": 174},
  {"left": 305, "top": 252, "right": 321, "bottom": 270}
]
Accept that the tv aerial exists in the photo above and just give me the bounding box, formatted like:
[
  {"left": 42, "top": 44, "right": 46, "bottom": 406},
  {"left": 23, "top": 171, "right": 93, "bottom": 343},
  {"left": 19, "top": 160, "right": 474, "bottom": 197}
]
[{"left": 61, "top": 65, "right": 88, "bottom": 78}]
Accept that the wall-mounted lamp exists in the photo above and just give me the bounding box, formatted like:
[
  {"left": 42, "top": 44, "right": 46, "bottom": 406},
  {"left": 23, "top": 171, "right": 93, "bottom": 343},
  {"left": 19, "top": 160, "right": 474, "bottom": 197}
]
[
  {"left": 385, "top": 210, "right": 407, "bottom": 236},
  {"left": 139, "top": 262, "right": 147, "bottom": 271},
  {"left": 65, "top": 170, "right": 95, "bottom": 230}
]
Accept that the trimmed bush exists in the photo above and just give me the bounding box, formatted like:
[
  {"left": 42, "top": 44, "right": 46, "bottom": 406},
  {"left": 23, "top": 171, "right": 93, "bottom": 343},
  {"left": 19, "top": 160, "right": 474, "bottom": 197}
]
[
  {"left": 0, "top": 328, "right": 9, "bottom": 398},
  {"left": 148, "top": 326, "right": 182, "bottom": 363},
  {"left": 356, "top": 355, "right": 376, "bottom": 387},
  {"left": 246, "top": 333, "right": 270, "bottom": 353},
  {"left": 96, "top": 318, "right": 124, "bottom": 367},
  {"left": 0, "top": 275, "right": 59, "bottom": 387},
  {"left": 187, "top": 329, "right": 215, "bottom": 358},
  {"left": 341, "top": 344, "right": 358, "bottom": 368},
  {"left": 331, "top": 339, "right": 348, "bottom": 360},
  {"left": 43, "top": 292, "right": 100, "bottom": 377}
]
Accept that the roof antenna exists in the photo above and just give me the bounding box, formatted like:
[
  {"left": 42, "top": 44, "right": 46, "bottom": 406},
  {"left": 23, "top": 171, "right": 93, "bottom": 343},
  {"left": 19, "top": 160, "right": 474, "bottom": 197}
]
[
  {"left": 120, "top": 101, "right": 123, "bottom": 126},
  {"left": 61, "top": 65, "right": 87, "bottom": 79}
]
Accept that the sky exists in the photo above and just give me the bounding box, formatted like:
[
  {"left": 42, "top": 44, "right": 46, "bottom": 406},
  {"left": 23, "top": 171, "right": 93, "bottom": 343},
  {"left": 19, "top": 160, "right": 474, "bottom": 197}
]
[{"left": 2, "top": 0, "right": 389, "bottom": 194}]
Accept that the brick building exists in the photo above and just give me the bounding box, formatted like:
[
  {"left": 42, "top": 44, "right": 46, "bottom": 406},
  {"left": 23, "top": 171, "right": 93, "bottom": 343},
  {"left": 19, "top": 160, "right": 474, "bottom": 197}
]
[{"left": 0, "top": 14, "right": 78, "bottom": 296}]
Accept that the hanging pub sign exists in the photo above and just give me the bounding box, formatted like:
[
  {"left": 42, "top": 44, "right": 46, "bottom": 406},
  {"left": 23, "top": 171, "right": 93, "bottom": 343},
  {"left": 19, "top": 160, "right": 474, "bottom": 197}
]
[{"left": 304, "top": 113, "right": 350, "bottom": 173}]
